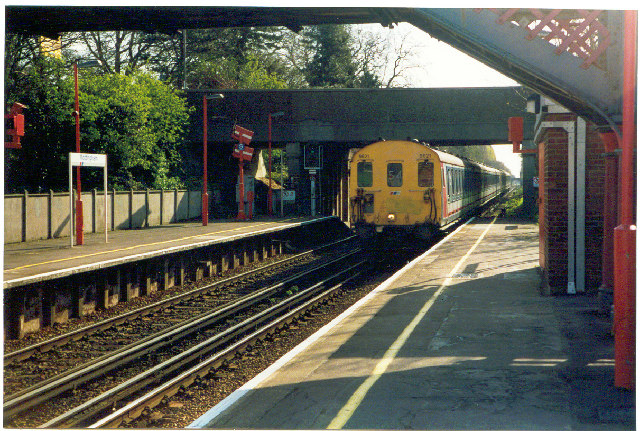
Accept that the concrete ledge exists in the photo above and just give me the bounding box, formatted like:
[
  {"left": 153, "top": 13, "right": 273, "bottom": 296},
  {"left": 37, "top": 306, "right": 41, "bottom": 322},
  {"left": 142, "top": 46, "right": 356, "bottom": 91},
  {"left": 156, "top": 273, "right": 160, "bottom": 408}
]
[{"left": 4, "top": 216, "right": 337, "bottom": 290}]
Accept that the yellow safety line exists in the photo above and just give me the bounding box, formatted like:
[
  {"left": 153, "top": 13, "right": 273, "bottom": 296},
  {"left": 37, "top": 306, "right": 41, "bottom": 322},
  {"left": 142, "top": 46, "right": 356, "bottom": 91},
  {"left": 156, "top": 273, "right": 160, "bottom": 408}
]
[
  {"left": 327, "top": 216, "right": 497, "bottom": 429},
  {"left": 6, "top": 219, "right": 299, "bottom": 272}
]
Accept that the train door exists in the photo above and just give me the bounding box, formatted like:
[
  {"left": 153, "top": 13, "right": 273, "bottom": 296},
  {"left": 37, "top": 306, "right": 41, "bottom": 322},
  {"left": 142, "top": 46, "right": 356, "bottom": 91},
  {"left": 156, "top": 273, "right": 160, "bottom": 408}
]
[
  {"left": 441, "top": 164, "right": 448, "bottom": 221},
  {"left": 418, "top": 159, "right": 436, "bottom": 223}
]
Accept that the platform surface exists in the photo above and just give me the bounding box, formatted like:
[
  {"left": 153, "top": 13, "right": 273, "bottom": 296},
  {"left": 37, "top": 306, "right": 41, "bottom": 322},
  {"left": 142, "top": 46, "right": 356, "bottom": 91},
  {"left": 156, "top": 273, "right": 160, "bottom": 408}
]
[
  {"left": 3, "top": 216, "right": 332, "bottom": 288},
  {"left": 191, "top": 217, "right": 633, "bottom": 430}
]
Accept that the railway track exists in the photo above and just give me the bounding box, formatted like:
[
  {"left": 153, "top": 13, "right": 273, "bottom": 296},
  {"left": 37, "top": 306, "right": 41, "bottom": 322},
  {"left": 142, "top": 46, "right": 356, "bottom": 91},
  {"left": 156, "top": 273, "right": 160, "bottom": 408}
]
[
  {"left": 5, "top": 207, "right": 511, "bottom": 428},
  {"left": 3, "top": 237, "right": 364, "bottom": 428}
]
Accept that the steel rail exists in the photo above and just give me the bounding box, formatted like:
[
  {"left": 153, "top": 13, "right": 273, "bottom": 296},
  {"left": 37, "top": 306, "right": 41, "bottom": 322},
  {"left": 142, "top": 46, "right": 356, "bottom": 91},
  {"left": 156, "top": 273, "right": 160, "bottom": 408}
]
[
  {"left": 40, "top": 259, "right": 367, "bottom": 428},
  {"left": 3, "top": 247, "right": 361, "bottom": 421},
  {"left": 90, "top": 270, "right": 363, "bottom": 429},
  {"left": 4, "top": 235, "right": 357, "bottom": 365}
]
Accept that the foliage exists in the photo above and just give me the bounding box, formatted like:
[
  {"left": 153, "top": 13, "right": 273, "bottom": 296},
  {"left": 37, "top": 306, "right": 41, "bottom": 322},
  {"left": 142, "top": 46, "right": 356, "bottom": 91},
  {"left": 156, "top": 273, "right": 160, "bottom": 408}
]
[
  {"left": 503, "top": 187, "right": 523, "bottom": 217},
  {"left": 4, "top": 53, "right": 191, "bottom": 193},
  {"left": 187, "top": 55, "right": 287, "bottom": 90},
  {"left": 78, "top": 71, "right": 191, "bottom": 189},
  {"left": 5, "top": 55, "right": 76, "bottom": 193},
  {"left": 301, "top": 25, "right": 381, "bottom": 88},
  {"left": 436, "top": 145, "right": 513, "bottom": 176}
]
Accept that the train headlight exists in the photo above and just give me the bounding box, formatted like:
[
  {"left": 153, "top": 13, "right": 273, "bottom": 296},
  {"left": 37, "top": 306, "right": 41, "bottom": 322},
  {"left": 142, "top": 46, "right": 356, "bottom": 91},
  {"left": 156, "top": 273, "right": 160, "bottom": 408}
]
[{"left": 387, "top": 213, "right": 396, "bottom": 222}]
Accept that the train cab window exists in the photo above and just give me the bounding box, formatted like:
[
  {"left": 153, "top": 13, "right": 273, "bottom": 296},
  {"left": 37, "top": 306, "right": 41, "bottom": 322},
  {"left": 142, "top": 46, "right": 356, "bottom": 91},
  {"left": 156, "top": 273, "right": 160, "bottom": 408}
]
[
  {"left": 387, "top": 163, "right": 403, "bottom": 187},
  {"left": 357, "top": 161, "right": 373, "bottom": 187},
  {"left": 418, "top": 161, "right": 434, "bottom": 187}
]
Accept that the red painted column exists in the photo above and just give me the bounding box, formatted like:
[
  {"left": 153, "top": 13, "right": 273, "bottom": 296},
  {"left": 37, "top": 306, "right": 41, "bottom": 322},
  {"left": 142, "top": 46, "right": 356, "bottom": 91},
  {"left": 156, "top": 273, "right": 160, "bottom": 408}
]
[
  {"left": 613, "top": 9, "right": 636, "bottom": 390},
  {"left": 237, "top": 159, "right": 246, "bottom": 221},
  {"left": 73, "top": 63, "right": 84, "bottom": 245},
  {"left": 202, "top": 95, "right": 209, "bottom": 226}
]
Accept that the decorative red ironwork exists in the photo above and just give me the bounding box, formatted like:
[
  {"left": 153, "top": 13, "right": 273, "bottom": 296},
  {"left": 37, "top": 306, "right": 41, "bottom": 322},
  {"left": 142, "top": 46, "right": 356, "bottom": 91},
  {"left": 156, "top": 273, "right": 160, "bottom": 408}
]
[{"left": 476, "top": 9, "right": 611, "bottom": 70}]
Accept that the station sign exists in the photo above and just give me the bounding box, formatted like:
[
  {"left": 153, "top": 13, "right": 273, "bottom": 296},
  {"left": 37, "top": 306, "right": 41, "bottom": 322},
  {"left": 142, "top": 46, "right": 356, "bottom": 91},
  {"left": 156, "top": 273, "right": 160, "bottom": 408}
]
[
  {"left": 69, "top": 152, "right": 107, "bottom": 167},
  {"left": 282, "top": 190, "right": 296, "bottom": 201},
  {"left": 231, "top": 125, "right": 254, "bottom": 145},
  {"left": 233, "top": 143, "right": 254, "bottom": 161}
]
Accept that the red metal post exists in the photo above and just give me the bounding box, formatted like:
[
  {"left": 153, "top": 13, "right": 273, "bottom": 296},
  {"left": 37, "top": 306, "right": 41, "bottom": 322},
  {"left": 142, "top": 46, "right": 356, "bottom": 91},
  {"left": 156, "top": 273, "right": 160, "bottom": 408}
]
[
  {"left": 202, "top": 95, "right": 209, "bottom": 226},
  {"left": 73, "top": 63, "right": 84, "bottom": 245},
  {"left": 613, "top": 9, "right": 636, "bottom": 390},
  {"left": 268, "top": 114, "right": 273, "bottom": 215},
  {"left": 237, "top": 159, "right": 246, "bottom": 220}
]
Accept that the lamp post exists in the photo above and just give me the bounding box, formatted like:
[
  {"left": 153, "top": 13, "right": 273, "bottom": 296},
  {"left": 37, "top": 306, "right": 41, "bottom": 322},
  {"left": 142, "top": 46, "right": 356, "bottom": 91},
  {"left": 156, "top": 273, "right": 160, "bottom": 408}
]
[
  {"left": 72, "top": 59, "right": 100, "bottom": 245},
  {"left": 202, "top": 93, "right": 224, "bottom": 226},
  {"left": 268, "top": 111, "right": 284, "bottom": 216}
]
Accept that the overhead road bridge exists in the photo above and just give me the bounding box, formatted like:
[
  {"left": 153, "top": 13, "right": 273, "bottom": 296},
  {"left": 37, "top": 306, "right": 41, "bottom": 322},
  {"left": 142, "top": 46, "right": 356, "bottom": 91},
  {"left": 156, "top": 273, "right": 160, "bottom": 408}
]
[{"left": 186, "top": 87, "right": 535, "bottom": 147}]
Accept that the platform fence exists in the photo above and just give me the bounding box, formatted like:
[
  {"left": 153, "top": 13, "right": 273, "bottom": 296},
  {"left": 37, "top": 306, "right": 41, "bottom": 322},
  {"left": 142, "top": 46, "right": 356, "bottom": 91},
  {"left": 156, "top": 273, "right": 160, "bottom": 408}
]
[{"left": 4, "top": 189, "right": 202, "bottom": 244}]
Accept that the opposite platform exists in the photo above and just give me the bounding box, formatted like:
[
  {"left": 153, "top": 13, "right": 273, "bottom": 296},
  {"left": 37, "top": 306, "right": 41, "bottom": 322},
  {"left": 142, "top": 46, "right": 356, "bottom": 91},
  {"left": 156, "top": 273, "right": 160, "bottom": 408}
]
[
  {"left": 3, "top": 216, "right": 334, "bottom": 289},
  {"left": 191, "top": 217, "right": 633, "bottom": 430}
]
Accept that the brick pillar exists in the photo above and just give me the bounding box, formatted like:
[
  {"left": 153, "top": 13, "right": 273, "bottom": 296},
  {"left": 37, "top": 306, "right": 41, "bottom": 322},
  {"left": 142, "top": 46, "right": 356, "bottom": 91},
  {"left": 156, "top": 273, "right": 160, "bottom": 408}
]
[
  {"left": 537, "top": 113, "right": 607, "bottom": 295},
  {"left": 544, "top": 122, "right": 570, "bottom": 294}
]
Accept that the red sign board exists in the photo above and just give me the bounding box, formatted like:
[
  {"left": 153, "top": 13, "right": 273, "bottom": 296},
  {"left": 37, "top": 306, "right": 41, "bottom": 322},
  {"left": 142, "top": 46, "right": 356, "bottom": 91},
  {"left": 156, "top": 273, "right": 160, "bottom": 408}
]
[
  {"left": 231, "top": 125, "right": 254, "bottom": 145},
  {"left": 233, "top": 143, "right": 254, "bottom": 161}
]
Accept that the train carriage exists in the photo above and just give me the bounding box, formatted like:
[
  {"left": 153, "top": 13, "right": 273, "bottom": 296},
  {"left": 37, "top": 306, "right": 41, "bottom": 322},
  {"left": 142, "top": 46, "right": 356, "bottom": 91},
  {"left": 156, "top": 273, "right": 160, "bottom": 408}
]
[{"left": 349, "top": 140, "right": 507, "bottom": 239}]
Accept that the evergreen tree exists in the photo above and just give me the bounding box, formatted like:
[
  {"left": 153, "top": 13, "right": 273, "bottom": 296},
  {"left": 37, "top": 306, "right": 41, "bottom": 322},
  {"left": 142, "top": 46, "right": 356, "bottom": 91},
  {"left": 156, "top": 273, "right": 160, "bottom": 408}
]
[{"left": 302, "top": 25, "right": 373, "bottom": 88}]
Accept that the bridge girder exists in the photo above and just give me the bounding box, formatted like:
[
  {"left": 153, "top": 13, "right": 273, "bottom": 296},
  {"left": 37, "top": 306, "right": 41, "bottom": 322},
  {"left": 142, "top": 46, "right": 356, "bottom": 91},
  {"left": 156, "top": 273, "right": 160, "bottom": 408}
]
[{"left": 188, "top": 87, "right": 535, "bottom": 147}]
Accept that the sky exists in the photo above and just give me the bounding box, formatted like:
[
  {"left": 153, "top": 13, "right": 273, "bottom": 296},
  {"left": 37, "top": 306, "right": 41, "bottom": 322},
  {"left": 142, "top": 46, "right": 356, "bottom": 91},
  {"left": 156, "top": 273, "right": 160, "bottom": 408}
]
[{"left": 365, "top": 22, "right": 524, "bottom": 177}]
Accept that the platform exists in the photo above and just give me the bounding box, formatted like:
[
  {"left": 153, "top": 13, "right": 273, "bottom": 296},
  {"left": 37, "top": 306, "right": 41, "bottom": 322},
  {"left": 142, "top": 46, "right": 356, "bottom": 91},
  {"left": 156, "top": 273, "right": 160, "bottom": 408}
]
[
  {"left": 3, "top": 216, "right": 335, "bottom": 289},
  {"left": 190, "top": 217, "right": 633, "bottom": 430}
]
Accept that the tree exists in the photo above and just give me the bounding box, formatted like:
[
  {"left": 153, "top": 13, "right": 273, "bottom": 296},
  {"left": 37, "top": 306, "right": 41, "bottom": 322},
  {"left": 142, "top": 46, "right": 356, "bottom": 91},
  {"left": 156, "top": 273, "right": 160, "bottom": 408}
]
[
  {"left": 435, "top": 145, "right": 512, "bottom": 175},
  {"left": 79, "top": 71, "right": 192, "bottom": 189},
  {"left": 302, "top": 25, "right": 376, "bottom": 88},
  {"left": 4, "top": 55, "right": 76, "bottom": 193},
  {"left": 187, "top": 55, "right": 288, "bottom": 89},
  {"left": 4, "top": 54, "right": 191, "bottom": 193}
]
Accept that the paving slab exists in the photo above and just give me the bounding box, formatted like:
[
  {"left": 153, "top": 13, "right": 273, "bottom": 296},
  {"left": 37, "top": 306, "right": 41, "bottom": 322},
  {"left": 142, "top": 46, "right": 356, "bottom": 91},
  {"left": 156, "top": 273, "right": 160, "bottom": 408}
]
[{"left": 190, "top": 217, "right": 634, "bottom": 430}]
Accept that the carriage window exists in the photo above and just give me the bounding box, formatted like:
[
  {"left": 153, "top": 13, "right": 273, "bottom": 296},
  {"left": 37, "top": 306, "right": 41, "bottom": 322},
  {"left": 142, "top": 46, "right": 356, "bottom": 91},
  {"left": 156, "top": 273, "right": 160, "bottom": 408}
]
[
  {"left": 357, "top": 161, "right": 373, "bottom": 187},
  {"left": 418, "top": 161, "right": 434, "bottom": 187},
  {"left": 387, "top": 163, "right": 403, "bottom": 187}
]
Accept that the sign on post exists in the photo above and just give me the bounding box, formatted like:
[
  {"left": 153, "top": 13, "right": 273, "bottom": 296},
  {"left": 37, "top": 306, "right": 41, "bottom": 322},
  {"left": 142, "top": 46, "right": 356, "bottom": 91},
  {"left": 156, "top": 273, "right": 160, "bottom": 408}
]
[
  {"left": 232, "top": 125, "right": 254, "bottom": 145},
  {"left": 69, "top": 152, "right": 108, "bottom": 247},
  {"left": 282, "top": 190, "right": 296, "bottom": 201},
  {"left": 233, "top": 143, "right": 254, "bottom": 161},
  {"left": 230, "top": 125, "right": 255, "bottom": 220}
]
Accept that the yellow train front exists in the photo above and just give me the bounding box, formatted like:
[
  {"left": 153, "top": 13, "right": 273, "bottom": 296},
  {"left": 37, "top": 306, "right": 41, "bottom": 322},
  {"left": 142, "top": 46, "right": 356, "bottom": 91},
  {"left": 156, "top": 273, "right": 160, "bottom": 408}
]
[{"left": 349, "top": 140, "right": 506, "bottom": 239}]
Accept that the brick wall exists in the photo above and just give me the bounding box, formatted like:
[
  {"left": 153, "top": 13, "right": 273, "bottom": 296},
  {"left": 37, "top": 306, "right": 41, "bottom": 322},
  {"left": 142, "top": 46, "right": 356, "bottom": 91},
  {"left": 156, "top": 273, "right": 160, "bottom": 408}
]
[
  {"left": 584, "top": 124, "right": 606, "bottom": 291},
  {"left": 540, "top": 119, "right": 570, "bottom": 294},
  {"left": 537, "top": 113, "right": 605, "bottom": 295}
]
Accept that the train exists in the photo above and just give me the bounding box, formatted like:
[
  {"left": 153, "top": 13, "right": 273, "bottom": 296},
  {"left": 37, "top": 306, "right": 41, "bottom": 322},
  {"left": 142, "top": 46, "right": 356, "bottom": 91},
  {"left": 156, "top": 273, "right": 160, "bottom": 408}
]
[{"left": 349, "top": 139, "right": 509, "bottom": 239}]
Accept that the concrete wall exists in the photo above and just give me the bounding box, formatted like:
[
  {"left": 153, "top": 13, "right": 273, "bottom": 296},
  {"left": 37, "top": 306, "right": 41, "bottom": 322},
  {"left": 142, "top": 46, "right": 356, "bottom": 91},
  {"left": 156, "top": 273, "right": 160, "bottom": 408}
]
[{"left": 4, "top": 189, "right": 202, "bottom": 244}]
